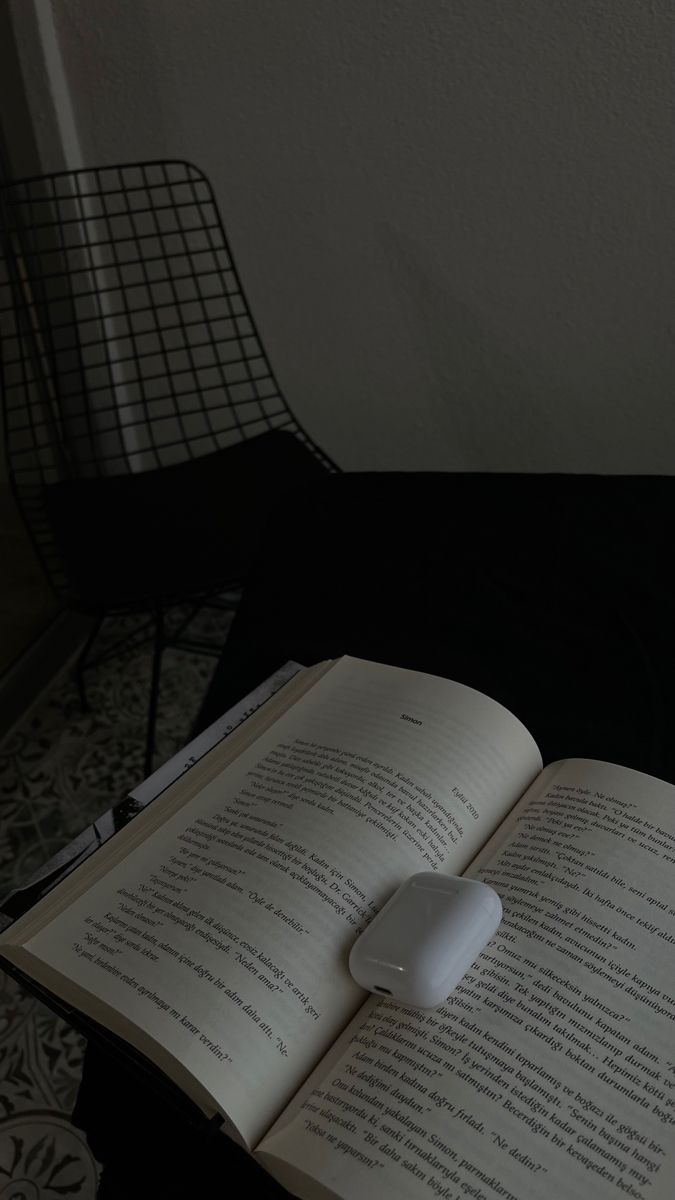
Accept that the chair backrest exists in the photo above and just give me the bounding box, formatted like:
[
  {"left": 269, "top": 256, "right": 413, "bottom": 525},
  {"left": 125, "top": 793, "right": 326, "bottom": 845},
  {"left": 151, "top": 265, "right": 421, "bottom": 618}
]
[{"left": 0, "top": 159, "right": 333, "bottom": 584}]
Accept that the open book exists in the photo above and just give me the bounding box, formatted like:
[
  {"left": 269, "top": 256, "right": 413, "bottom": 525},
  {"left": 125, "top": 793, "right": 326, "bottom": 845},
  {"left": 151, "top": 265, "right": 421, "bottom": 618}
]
[{"left": 2, "top": 656, "right": 674, "bottom": 1199}]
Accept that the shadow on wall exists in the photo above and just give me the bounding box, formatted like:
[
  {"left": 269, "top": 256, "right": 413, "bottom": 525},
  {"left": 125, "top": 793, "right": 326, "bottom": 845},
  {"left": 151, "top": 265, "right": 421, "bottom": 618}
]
[{"left": 381, "top": 224, "right": 555, "bottom": 468}]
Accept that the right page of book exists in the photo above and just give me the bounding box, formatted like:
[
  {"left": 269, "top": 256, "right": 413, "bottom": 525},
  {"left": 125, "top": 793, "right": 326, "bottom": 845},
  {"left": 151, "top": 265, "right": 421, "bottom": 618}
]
[{"left": 258, "top": 757, "right": 675, "bottom": 1200}]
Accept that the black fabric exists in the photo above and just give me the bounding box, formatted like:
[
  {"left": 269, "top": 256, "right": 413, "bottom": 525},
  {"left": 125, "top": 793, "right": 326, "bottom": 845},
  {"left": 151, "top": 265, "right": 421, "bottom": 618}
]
[
  {"left": 74, "top": 471, "right": 675, "bottom": 1195},
  {"left": 197, "top": 472, "right": 675, "bottom": 783},
  {"left": 44, "top": 430, "right": 328, "bottom": 611},
  {"left": 72, "top": 1042, "right": 285, "bottom": 1200}
]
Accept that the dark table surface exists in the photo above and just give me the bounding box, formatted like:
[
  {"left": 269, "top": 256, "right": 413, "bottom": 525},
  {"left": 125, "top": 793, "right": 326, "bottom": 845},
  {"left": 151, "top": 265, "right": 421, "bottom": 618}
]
[
  {"left": 198, "top": 472, "right": 675, "bottom": 784},
  {"left": 39, "top": 472, "right": 675, "bottom": 1195}
]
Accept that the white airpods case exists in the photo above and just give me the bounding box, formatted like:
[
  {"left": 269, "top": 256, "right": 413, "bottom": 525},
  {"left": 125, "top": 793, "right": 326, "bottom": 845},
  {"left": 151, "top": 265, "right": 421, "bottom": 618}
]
[{"left": 349, "top": 872, "right": 502, "bottom": 1009}]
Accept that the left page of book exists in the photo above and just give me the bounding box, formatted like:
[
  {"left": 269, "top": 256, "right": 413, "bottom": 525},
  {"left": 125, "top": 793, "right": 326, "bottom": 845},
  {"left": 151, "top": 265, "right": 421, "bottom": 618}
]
[{"left": 0, "top": 656, "right": 541, "bottom": 1148}]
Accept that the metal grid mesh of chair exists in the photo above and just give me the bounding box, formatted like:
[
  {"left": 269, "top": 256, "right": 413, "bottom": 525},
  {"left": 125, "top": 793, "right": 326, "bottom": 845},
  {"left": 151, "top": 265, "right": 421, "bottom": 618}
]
[
  {"left": 0, "top": 159, "right": 311, "bottom": 487},
  {"left": 1, "top": 160, "right": 336, "bottom": 591}
]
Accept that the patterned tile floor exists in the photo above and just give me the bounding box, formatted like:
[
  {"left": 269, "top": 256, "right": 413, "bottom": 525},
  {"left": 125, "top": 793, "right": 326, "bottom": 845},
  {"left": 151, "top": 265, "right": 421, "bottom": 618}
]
[{"left": 0, "top": 603, "right": 235, "bottom": 1198}]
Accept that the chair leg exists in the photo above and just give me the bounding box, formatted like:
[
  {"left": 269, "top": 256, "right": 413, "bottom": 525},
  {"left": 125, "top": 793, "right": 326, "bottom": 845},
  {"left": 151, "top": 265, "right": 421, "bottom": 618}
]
[
  {"left": 76, "top": 615, "right": 105, "bottom": 712},
  {"left": 144, "top": 606, "right": 165, "bottom": 778}
]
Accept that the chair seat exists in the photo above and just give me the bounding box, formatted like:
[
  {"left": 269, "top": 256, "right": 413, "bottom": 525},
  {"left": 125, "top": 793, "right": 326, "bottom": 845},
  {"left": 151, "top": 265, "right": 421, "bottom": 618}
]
[{"left": 44, "top": 430, "right": 327, "bottom": 612}]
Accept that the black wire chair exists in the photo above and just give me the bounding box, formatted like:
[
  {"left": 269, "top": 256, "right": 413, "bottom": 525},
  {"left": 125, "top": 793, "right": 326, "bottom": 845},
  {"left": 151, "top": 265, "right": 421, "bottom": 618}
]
[{"left": 0, "top": 160, "right": 336, "bottom": 773}]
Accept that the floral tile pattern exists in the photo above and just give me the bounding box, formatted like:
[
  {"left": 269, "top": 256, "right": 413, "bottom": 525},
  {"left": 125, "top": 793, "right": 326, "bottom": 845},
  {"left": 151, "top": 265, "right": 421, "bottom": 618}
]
[
  {"left": 0, "top": 602, "right": 235, "bottom": 1198},
  {"left": 0, "top": 1111, "right": 99, "bottom": 1198}
]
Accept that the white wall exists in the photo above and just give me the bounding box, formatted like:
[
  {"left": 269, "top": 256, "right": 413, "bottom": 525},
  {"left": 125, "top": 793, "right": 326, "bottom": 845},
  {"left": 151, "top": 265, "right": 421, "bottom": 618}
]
[{"left": 40, "top": 0, "right": 675, "bottom": 470}]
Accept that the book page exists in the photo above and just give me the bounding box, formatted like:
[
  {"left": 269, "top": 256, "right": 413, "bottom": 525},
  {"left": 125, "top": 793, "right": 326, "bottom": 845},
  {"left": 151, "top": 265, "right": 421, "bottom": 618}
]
[
  {"left": 258, "top": 758, "right": 675, "bottom": 1200},
  {"left": 1, "top": 656, "right": 540, "bottom": 1149}
]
